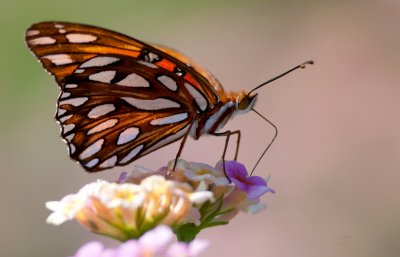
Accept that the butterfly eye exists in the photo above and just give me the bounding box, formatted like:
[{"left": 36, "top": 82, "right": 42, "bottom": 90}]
[
  {"left": 237, "top": 93, "right": 258, "bottom": 111},
  {"left": 237, "top": 95, "right": 249, "bottom": 110}
]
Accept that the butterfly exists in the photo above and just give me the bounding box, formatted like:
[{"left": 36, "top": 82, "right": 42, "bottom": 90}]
[{"left": 26, "top": 21, "right": 312, "bottom": 172}]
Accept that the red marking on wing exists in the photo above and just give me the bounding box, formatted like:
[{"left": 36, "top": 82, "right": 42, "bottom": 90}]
[
  {"left": 184, "top": 73, "right": 201, "bottom": 89},
  {"left": 156, "top": 59, "right": 176, "bottom": 72}
]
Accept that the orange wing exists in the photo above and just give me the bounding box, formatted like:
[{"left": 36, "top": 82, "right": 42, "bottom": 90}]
[{"left": 26, "top": 21, "right": 223, "bottom": 171}]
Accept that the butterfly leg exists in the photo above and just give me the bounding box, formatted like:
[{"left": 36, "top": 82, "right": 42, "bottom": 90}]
[
  {"left": 210, "top": 130, "right": 241, "bottom": 181},
  {"left": 250, "top": 108, "right": 278, "bottom": 175},
  {"left": 172, "top": 121, "right": 195, "bottom": 171}
]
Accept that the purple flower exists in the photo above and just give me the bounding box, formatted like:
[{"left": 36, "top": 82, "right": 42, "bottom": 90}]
[
  {"left": 223, "top": 161, "right": 275, "bottom": 199},
  {"left": 71, "top": 226, "right": 209, "bottom": 257},
  {"left": 71, "top": 241, "right": 111, "bottom": 257}
]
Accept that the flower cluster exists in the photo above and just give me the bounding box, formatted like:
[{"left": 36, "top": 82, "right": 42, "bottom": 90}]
[
  {"left": 46, "top": 159, "right": 274, "bottom": 256},
  {"left": 47, "top": 175, "right": 213, "bottom": 241}
]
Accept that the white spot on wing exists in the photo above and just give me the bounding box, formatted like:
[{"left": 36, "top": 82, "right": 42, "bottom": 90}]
[
  {"left": 81, "top": 56, "right": 120, "bottom": 68},
  {"left": 148, "top": 52, "right": 159, "bottom": 62},
  {"left": 65, "top": 84, "right": 78, "bottom": 88},
  {"left": 60, "top": 97, "right": 88, "bottom": 107},
  {"left": 43, "top": 54, "right": 73, "bottom": 65},
  {"left": 63, "top": 124, "right": 75, "bottom": 134},
  {"left": 79, "top": 139, "right": 104, "bottom": 159},
  {"left": 26, "top": 30, "right": 39, "bottom": 36},
  {"left": 184, "top": 83, "right": 207, "bottom": 111},
  {"left": 57, "top": 108, "right": 66, "bottom": 116},
  {"left": 117, "top": 127, "right": 140, "bottom": 145},
  {"left": 55, "top": 24, "right": 64, "bottom": 29},
  {"left": 119, "top": 145, "right": 144, "bottom": 164},
  {"left": 65, "top": 133, "right": 75, "bottom": 142},
  {"left": 116, "top": 73, "right": 149, "bottom": 87},
  {"left": 121, "top": 97, "right": 180, "bottom": 110},
  {"left": 157, "top": 75, "right": 177, "bottom": 91},
  {"left": 89, "top": 70, "right": 116, "bottom": 83},
  {"left": 85, "top": 158, "right": 99, "bottom": 168},
  {"left": 60, "top": 92, "right": 71, "bottom": 99},
  {"left": 59, "top": 114, "right": 73, "bottom": 123},
  {"left": 69, "top": 144, "right": 76, "bottom": 154},
  {"left": 29, "top": 37, "right": 56, "bottom": 45},
  {"left": 59, "top": 29, "right": 66, "bottom": 34},
  {"left": 74, "top": 69, "right": 85, "bottom": 73},
  {"left": 150, "top": 113, "right": 188, "bottom": 125},
  {"left": 142, "top": 124, "right": 189, "bottom": 155},
  {"left": 66, "top": 33, "right": 97, "bottom": 43},
  {"left": 87, "top": 119, "right": 118, "bottom": 135},
  {"left": 137, "top": 60, "right": 158, "bottom": 69},
  {"left": 88, "top": 104, "right": 115, "bottom": 119},
  {"left": 99, "top": 156, "right": 117, "bottom": 168}
]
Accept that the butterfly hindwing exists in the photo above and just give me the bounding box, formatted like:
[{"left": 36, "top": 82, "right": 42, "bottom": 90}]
[{"left": 57, "top": 57, "right": 193, "bottom": 171}]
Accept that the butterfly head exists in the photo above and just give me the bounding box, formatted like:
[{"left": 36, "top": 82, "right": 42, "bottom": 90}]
[{"left": 236, "top": 92, "right": 258, "bottom": 113}]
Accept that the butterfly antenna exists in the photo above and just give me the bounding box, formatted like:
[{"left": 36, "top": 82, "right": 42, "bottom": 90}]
[
  {"left": 249, "top": 60, "right": 313, "bottom": 174},
  {"left": 248, "top": 60, "right": 314, "bottom": 95},
  {"left": 250, "top": 108, "right": 278, "bottom": 175}
]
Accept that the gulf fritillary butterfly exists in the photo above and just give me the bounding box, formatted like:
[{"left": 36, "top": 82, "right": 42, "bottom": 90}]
[{"left": 26, "top": 21, "right": 312, "bottom": 172}]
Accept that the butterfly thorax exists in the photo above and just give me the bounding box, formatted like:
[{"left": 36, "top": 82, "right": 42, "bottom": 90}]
[{"left": 190, "top": 91, "right": 257, "bottom": 139}]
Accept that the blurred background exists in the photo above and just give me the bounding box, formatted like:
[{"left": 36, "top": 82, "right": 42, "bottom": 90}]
[{"left": 1, "top": 0, "right": 399, "bottom": 256}]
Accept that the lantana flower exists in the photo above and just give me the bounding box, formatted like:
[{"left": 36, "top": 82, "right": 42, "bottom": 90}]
[
  {"left": 46, "top": 159, "right": 274, "bottom": 242},
  {"left": 121, "top": 159, "right": 274, "bottom": 241},
  {"left": 46, "top": 175, "right": 213, "bottom": 241},
  {"left": 71, "top": 225, "right": 209, "bottom": 257},
  {"left": 221, "top": 160, "right": 275, "bottom": 199}
]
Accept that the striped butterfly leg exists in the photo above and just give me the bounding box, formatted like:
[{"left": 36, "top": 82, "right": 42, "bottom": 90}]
[{"left": 210, "top": 130, "right": 241, "bottom": 182}]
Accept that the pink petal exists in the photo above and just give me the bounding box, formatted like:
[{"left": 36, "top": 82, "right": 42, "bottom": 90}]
[{"left": 72, "top": 241, "right": 105, "bottom": 257}]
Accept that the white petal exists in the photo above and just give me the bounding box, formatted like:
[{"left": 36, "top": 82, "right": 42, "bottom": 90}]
[{"left": 189, "top": 191, "right": 214, "bottom": 204}]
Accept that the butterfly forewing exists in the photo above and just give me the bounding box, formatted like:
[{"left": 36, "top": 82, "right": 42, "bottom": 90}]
[
  {"left": 26, "top": 22, "right": 144, "bottom": 85},
  {"left": 26, "top": 21, "right": 224, "bottom": 171}
]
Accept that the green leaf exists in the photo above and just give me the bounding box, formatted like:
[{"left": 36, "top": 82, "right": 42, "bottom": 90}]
[
  {"left": 174, "top": 223, "right": 201, "bottom": 242},
  {"left": 204, "top": 221, "right": 229, "bottom": 228}
]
